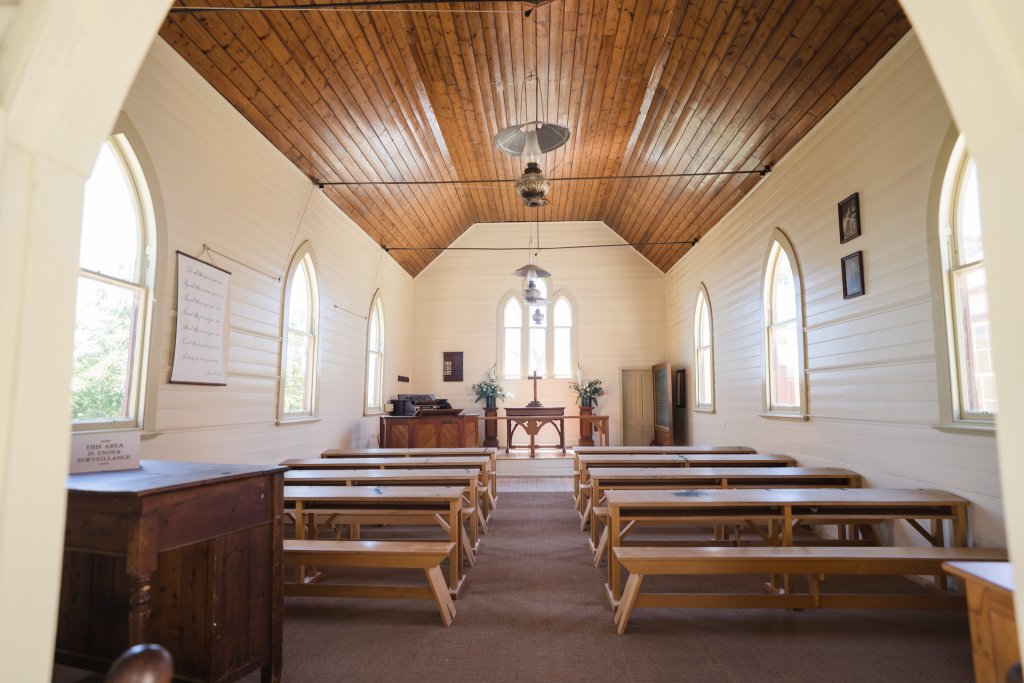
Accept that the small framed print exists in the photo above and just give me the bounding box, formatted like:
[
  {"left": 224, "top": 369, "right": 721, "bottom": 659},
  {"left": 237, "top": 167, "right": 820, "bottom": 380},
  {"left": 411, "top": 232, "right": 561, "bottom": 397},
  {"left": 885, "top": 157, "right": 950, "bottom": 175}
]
[
  {"left": 842, "top": 251, "right": 865, "bottom": 299},
  {"left": 838, "top": 192, "right": 861, "bottom": 243},
  {"left": 442, "top": 352, "right": 463, "bottom": 382}
]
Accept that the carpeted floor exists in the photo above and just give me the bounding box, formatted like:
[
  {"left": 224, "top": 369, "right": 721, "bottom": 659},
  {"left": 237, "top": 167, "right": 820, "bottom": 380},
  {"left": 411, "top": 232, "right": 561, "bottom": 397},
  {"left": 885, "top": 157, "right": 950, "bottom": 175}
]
[{"left": 54, "top": 492, "right": 975, "bottom": 682}]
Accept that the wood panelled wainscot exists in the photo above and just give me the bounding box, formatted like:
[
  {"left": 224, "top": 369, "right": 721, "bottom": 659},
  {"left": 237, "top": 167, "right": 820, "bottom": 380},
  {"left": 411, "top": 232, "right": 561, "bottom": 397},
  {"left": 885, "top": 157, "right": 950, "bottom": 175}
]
[
  {"left": 379, "top": 414, "right": 480, "bottom": 449},
  {"left": 57, "top": 460, "right": 285, "bottom": 683}
]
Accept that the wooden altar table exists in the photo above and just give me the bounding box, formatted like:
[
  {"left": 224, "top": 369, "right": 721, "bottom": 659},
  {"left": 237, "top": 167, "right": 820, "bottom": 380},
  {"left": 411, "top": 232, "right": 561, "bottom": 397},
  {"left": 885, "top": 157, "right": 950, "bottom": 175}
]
[{"left": 505, "top": 407, "right": 566, "bottom": 457}]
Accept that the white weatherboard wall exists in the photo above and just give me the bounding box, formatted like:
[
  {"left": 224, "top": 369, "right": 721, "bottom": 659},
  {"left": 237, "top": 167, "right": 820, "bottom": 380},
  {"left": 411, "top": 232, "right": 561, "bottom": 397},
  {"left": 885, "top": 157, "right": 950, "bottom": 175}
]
[
  {"left": 123, "top": 39, "right": 414, "bottom": 464},
  {"left": 666, "top": 34, "right": 1003, "bottom": 546},
  {"left": 412, "top": 221, "right": 666, "bottom": 447}
]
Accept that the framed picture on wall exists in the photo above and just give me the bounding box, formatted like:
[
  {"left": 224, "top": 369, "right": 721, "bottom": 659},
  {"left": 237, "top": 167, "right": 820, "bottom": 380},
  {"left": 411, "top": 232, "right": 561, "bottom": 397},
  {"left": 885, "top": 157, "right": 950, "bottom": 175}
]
[
  {"left": 838, "top": 192, "right": 861, "bottom": 243},
  {"left": 442, "top": 352, "right": 463, "bottom": 382},
  {"left": 841, "top": 251, "right": 865, "bottom": 299}
]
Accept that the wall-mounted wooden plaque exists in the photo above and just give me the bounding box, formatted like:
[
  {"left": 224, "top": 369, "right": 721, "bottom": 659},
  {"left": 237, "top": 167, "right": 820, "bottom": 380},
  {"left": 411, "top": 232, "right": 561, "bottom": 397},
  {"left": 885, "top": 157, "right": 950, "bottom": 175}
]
[{"left": 443, "top": 352, "right": 463, "bottom": 382}]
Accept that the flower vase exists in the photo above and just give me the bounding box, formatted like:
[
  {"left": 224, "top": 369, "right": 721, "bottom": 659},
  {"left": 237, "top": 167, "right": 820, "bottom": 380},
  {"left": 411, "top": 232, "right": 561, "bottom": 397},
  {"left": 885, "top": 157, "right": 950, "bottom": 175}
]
[
  {"left": 581, "top": 396, "right": 593, "bottom": 408},
  {"left": 485, "top": 396, "right": 497, "bottom": 409}
]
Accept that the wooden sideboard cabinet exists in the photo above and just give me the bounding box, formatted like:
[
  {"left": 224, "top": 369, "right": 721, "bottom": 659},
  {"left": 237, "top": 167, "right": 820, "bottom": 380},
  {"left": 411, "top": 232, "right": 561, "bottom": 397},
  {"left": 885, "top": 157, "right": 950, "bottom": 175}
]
[
  {"left": 379, "top": 414, "right": 480, "bottom": 448},
  {"left": 945, "top": 561, "right": 1020, "bottom": 683},
  {"left": 57, "top": 460, "right": 285, "bottom": 683}
]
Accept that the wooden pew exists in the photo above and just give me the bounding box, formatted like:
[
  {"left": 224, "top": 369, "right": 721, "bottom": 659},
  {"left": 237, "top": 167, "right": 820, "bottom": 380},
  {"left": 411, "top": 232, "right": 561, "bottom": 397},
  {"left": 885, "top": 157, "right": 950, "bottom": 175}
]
[
  {"left": 603, "top": 487, "right": 973, "bottom": 604},
  {"left": 286, "top": 485, "right": 467, "bottom": 596},
  {"left": 282, "top": 456, "right": 494, "bottom": 520},
  {"left": 576, "top": 453, "right": 798, "bottom": 523},
  {"left": 572, "top": 446, "right": 756, "bottom": 509},
  {"left": 321, "top": 448, "right": 498, "bottom": 510},
  {"left": 586, "top": 467, "right": 862, "bottom": 564},
  {"left": 284, "top": 468, "right": 483, "bottom": 561},
  {"left": 612, "top": 546, "right": 1008, "bottom": 634},
  {"left": 284, "top": 539, "right": 457, "bottom": 626}
]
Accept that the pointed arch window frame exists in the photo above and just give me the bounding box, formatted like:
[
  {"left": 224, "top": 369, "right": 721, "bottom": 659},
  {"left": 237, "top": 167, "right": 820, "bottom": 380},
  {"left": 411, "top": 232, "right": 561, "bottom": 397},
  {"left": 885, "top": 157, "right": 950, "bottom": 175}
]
[
  {"left": 937, "top": 135, "right": 997, "bottom": 425},
  {"left": 71, "top": 131, "right": 160, "bottom": 433},
  {"left": 760, "top": 229, "right": 808, "bottom": 420},
  {"left": 365, "top": 292, "right": 386, "bottom": 415},
  {"left": 278, "top": 241, "right": 321, "bottom": 423},
  {"left": 693, "top": 283, "right": 715, "bottom": 413},
  {"left": 497, "top": 286, "right": 577, "bottom": 380}
]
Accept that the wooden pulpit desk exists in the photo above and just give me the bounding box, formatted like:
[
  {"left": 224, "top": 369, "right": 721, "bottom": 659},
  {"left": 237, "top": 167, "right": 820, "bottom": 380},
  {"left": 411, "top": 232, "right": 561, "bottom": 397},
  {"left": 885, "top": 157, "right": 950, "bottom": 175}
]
[{"left": 57, "top": 460, "right": 285, "bottom": 683}]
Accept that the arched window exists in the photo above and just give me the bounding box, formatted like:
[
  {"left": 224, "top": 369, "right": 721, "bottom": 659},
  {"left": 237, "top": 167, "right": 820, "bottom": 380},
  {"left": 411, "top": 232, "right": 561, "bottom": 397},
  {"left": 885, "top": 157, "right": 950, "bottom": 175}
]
[
  {"left": 940, "top": 136, "right": 996, "bottom": 421},
  {"left": 280, "top": 243, "right": 320, "bottom": 420},
  {"left": 527, "top": 278, "right": 548, "bottom": 377},
  {"left": 763, "top": 231, "right": 806, "bottom": 416},
  {"left": 552, "top": 297, "right": 573, "bottom": 378},
  {"left": 71, "top": 135, "right": 155, "bottom": 429},
  {"left": 365, "top": 293, "right": 385, "bottom": 413},
  {"left": 502, "top": 297, "right": 523, "bottom": 379},
  {"left": 694, "top": 284, "right": 714, "bottom": 411},
  {"left": 498, "top": 287, "right": 576, "bottom": 380}
]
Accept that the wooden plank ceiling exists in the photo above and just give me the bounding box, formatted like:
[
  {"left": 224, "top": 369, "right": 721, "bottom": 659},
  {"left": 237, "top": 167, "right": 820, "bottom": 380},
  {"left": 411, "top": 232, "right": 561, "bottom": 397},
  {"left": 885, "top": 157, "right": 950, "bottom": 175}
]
[{"left": 161, "top": 0, "right": 910, "bottom": 276}]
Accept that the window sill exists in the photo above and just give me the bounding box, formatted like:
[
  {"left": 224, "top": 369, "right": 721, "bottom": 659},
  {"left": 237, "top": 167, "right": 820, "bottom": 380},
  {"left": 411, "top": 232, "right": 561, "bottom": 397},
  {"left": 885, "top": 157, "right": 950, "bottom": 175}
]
[
  {"left": 759, "top": 412, "right": 808, "bottom": 421},
  {"left": 931, "top": 421, "right": 996, "bottom": 436},
  {"left": 276, "top": 416, "right": 320, "bottom": 426},
  {"left": 363, "top": 410, "right": 386, "bottom": 417},
  {"left": 71, "top": 424, "right": 141, "bottom": 434},
  {"left": 693, "top": 406, "right": 716, "bottom": 414}
]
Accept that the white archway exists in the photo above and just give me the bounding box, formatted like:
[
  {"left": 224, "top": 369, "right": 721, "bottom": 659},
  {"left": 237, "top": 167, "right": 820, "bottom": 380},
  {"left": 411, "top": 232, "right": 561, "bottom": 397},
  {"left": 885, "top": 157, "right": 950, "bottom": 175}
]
[
  {"left": 0, "top": 2, "right": 174, "bottom": 678},
  {"left": 3, "top": 1, "right": 1024, "bottom": 676},
  {"left": 901, "top": 0, "right": 1024, "bottom": 647}
]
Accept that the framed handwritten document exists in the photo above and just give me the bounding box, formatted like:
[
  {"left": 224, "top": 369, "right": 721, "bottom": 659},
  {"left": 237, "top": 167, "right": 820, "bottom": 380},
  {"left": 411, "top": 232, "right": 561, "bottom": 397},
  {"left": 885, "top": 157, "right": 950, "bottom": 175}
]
[{"left": 170, "top": 251, "right": 230, "bottom": 385}]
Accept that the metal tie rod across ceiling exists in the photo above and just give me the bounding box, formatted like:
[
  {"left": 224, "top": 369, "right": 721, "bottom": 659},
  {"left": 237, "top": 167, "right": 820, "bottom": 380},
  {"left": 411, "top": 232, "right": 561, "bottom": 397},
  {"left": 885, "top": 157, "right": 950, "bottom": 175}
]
[{"left": 316, "top": 166, "right": 772, "bottom": 188}]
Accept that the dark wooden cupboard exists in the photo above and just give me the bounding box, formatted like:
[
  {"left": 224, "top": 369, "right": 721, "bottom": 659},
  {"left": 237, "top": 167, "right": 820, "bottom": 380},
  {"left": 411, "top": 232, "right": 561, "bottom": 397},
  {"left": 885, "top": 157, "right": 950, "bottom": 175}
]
[{"left": 56, "top": 460, "right": 285, "bottom": 683}]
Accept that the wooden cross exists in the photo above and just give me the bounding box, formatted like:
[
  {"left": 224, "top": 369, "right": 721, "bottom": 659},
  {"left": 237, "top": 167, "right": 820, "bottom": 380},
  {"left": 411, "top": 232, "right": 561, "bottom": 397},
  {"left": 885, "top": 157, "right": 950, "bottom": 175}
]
[{"left": 526, "top": 371, "right": 543, "bottom": 408}]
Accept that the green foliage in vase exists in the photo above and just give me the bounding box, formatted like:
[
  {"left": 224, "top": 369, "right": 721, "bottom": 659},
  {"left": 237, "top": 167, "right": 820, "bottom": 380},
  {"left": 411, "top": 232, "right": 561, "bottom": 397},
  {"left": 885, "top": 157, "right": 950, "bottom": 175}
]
[
  {"left": 569, "top": 365, "right": 604, "bottom": 407},
  {"left": 472, "top": 365, "right": 513, "bottom": 403}
]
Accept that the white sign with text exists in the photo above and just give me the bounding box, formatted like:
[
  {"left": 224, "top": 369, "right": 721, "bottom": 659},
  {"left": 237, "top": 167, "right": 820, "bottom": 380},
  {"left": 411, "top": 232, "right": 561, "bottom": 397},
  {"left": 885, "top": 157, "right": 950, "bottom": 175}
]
[
  {"left": 69, "top": 431, "right": 141, "bottom": 474},
  {"left": 170, "top": 252, "right": 231, "bottom": 385}
]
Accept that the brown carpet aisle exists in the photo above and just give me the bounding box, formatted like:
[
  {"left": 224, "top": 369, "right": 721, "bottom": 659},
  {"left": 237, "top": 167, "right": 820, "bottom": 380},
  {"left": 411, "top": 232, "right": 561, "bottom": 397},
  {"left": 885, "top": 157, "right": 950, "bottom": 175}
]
[
  {"left": 54, "top": 493, "right": 975, "bottom": 682},
  {"left": 271, "top": 493, "right": 972, "bottom": 683}
]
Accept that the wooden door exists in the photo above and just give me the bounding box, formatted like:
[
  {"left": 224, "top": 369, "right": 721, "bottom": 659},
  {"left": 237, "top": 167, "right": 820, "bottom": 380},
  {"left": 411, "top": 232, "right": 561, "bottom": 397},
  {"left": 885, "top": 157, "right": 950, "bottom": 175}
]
[{"left": 620, "top": 369, "right": 654, "bottom": 446}]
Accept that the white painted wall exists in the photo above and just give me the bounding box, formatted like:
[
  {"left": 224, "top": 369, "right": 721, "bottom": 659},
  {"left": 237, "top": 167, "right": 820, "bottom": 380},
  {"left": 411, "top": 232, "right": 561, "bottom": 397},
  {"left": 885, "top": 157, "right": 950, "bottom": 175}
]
[
  {"left": 412, "top": 221, "right": 666, "bottom": 446},
  {"left": 665, "top": 33, "right": 1004, "bottom": 546},
  {"left": 123, "top": 39, "right": 414, "bottom": 464}
]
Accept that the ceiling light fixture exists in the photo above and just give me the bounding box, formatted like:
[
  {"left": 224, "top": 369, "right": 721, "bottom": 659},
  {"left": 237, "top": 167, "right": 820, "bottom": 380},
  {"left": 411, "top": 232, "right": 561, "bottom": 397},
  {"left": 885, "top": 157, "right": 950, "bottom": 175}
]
[
  {"left": 494, "top": 53, "right": 570, "bottom": 207},
  {"left": 512, "top": 217, "right": 550, "bottom": 306}
]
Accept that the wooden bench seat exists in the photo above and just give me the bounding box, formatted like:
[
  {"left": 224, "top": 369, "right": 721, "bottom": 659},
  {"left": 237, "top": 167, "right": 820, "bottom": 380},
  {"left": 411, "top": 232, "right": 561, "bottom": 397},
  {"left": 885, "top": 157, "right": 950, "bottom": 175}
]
[
  {"left": 613, "top": 545, "right": 1009, "bottom": 634},
  {"left": 284, "top": 539, "right": 457, "bottom": 626}
]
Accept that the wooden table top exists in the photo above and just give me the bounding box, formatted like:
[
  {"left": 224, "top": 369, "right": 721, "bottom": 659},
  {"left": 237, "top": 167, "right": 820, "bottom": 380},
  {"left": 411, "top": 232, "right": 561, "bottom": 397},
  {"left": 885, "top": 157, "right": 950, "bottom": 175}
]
[
  {"left": 681, "top": 453, "right": 796, "bottom": 466},
  {"left": 66, "top": 459, "right": 286, "bottom": 496},
  {"left": 284, "top": 468, "right": 478, "bottom": 483},
  {"left": 284, "top": 485, "right": 465, "bottom": 503},
  {"left": 944, "top": 561, "right": 1015, "bottom": 592},
  {"left": 587, "top": 466, "right": 860, "bottom": 481},
  {"left": 282, "top": 456, "right": 489, "bottom": 468},
  {"left": 604, "top": 487, "right": 970, "bottom": 509},
  {"left": 574, "top": 445, "right": 756, "bottom": 455},
  {"left": 504, "top": 407, "right": 566, "bottom": 416},
  {"left": 321, "top": 448, "right": 494, "bottom": 457},
  {"left": 578, "top": 453, "right": 796, "bottom": 466}
]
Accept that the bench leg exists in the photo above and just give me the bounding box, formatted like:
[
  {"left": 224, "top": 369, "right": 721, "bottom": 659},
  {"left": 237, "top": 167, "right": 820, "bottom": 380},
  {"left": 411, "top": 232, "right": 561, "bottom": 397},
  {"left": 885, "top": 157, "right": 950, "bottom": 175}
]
[
  {"left": 593, "top": 527, "right": 608, "bottom": 568},
  {"left": 461, "top": 523, "right": 477, "bottom": 567},
  {"left": 424, "top": 566, "right": 456, "bottom": 627},
  {"left": 615, "top": 572, "right": 645, "bottom": 635},
  {"left": 477, "top": 507, "right": 489, "bottom": 535},
  {"left": 580, "top": 498, "right": 592, "bottom": 531}
]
